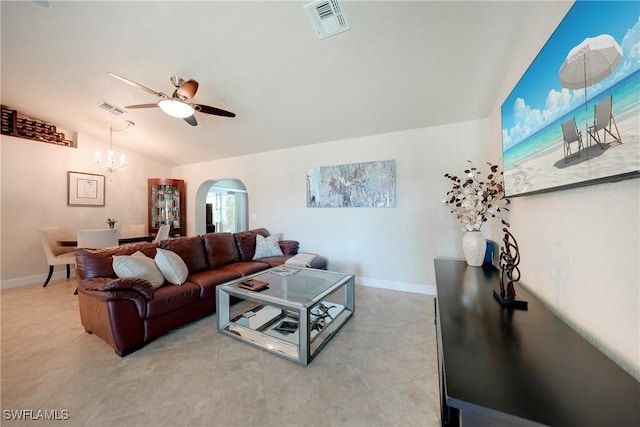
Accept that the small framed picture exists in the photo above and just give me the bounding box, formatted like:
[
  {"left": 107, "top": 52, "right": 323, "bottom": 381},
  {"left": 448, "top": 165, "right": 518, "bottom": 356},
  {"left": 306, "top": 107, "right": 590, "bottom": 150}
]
[{"left": 67, "top": 171, "right": 105, "bottom": 206}]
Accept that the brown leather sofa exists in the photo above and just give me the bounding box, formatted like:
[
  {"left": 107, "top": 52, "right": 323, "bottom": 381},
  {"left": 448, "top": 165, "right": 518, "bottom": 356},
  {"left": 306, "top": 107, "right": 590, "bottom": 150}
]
[{"left": 76, "top": 228, "right": 326, "bottom": 356}]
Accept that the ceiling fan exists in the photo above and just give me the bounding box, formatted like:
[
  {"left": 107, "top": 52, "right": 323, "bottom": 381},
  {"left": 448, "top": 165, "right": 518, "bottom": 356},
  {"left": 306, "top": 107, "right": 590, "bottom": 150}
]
[{"left": 107, "top": 72, "right": 235, "bottom": 126}]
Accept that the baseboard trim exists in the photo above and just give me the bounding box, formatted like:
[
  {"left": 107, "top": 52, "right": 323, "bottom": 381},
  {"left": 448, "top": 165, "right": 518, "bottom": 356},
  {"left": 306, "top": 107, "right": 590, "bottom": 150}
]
[
  {"left": 356, "top": 276, "right": 436, "bottom": 295},
  {"left": 0, "top": 271, "right": 76, "bottom": 289}
]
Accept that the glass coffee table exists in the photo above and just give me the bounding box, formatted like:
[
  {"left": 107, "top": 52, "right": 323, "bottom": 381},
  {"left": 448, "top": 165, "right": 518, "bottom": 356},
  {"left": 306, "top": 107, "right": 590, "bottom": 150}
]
[{"left": 216, "top": 266, "right": 355, "bottom": 365}]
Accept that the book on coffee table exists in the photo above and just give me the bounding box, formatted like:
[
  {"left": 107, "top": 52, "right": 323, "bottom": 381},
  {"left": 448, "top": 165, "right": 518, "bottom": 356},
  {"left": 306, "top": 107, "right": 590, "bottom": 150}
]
[
  {"left": 274, "top": 320, "right": 298, "bottom": 334},
  {"left": 239, "top": 278, "right": 269, "bottom": 291}
]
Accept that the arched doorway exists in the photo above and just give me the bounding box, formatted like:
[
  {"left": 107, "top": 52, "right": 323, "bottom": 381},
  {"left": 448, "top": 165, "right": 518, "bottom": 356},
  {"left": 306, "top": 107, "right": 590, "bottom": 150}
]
[{"left": 194, "top": 179, "right": 248, "bottom": 235}]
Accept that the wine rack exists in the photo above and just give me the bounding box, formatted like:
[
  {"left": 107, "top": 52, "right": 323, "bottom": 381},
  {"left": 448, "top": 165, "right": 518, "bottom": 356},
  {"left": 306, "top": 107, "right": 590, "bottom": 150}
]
[{"left": 1, "top": 105, "right": 76, "bottom": 147}]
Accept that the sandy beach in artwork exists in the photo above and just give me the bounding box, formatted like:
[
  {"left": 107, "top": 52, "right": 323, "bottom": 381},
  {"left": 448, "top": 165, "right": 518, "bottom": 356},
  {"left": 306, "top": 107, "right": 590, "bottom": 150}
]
[{"left": 504, "top": 113, "right": 640, "bottom": 195}]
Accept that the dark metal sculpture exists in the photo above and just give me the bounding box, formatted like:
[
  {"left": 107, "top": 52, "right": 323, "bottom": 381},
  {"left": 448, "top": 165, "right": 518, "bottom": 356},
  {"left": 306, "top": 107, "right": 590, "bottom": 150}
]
[
  {"left": 493, "top": 225, "right": 528, "bottom": 310},
  {"left": 310, "top": 302, "right": 336, "bottom": 332}
]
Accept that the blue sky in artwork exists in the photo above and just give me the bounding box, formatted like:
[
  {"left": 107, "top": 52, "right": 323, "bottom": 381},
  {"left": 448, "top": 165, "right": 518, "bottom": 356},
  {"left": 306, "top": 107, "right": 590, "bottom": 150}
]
[{"left": 502, "top": 1, "right": 640, "bottom": 149}]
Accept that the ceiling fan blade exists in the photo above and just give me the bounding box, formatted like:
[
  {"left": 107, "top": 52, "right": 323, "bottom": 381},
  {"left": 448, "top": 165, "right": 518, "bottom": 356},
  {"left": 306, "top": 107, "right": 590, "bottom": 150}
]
[
  {"left": 125, "top": 103, "right": 159, "bottom": 109},
  {"left": 177, "top": 79, "right": 199, "bottom": 100},
  {"left": 194, "top": 104, "right": 236, "bottom": 117},
  {"left": 184, "top": 115, "right": 198, "bottom": 126},
  {"left": 108, "top": 72, "right": 165, "bottom": 98}
]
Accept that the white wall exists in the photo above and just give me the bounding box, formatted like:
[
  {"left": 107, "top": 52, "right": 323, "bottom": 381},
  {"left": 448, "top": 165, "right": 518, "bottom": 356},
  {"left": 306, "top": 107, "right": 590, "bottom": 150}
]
[
  {"left": 488, "top": 1, "right": 639, "bottom": 379},
  {"left": 174, "top": 119, "right": 492, "bottom": 296},
  {"left": 2, "top": 119, "right": 495, "bottom": 295},
  {"left": 0, "top": 133, "right": 171, "bottom": 287}
]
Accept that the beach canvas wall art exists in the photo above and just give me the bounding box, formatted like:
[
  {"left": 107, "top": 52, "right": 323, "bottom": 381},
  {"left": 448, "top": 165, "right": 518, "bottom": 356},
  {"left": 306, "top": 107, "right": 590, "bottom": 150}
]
[
  {"left": 501, "top": 1, "right": 639, "bottom": 197},
  {"left": 306, "top": 160, "right": 396, "bottom": 207}
]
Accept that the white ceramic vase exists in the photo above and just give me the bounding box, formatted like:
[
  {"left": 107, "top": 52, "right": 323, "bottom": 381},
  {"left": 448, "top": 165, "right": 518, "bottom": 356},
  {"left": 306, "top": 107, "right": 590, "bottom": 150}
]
[{"left": 462, "top": 231, "right": 486, "bottom": 267}]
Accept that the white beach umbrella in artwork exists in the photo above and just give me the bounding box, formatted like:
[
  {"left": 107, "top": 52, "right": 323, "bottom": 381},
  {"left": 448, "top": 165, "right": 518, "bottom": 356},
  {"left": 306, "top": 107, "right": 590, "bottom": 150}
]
[{"left": 559, "top": 34, "right": 623, "bottom": 110}]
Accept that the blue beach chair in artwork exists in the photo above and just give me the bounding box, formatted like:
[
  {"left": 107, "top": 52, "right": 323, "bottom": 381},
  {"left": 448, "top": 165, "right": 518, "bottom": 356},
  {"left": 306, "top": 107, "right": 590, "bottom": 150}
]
[
  {"left": 588, "top": 96, "right": 622, "bottom": 150},
  {"left": 561, "top": 117, "right": 583, "bottom": 163}
]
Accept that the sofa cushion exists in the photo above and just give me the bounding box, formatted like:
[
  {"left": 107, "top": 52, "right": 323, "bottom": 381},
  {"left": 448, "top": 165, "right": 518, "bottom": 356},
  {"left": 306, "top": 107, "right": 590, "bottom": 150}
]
[
  {"left": 202, "top": 232, "right": 240, "bottom": 268},
  {"left": 234, "top": 228, "right": 270, "bottom": 261},
  {"left": 113, "top": 251, "right": 165, "bottom": 289},
  {"left": 159, "top": 236, "right": 208, "bottom": 274},
  {"left": 188, "top": 269, "right": 242, "bottom": 299},
  {"left": 146, "top": 281, "right": 201, "bottom": 318},
  {"left": 253, "top": 234, "right": 284, "bottom": 259},
  {"left": 155, "top": 248, "right": 189, "bottom": 285},
  {"left": 218, "top": 261, "right": 271, "bottom": 277}
]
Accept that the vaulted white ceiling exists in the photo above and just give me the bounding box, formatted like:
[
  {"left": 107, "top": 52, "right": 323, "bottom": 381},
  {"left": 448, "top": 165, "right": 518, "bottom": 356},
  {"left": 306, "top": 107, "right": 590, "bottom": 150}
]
[{"left": 1, "top": 1, "right": 568, "bottom": 166}]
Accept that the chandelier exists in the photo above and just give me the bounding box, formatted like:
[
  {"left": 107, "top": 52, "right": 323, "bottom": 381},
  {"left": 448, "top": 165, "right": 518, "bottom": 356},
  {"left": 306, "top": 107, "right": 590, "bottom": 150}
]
[{"left": 95, "top": 120, "right": 134, "bottom": 176}]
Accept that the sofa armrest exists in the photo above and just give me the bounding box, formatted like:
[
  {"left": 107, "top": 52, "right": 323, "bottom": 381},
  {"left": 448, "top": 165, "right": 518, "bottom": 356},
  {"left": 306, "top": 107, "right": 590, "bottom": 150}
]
[
  {"left": 78, "top": 277, "right": 154, "bottom": 319},
  {"left": 279, "top": 240, "right": 299, "bottom": 256},
  {"left": 81, "top": 277, "right": 154, "bottom": 300}
]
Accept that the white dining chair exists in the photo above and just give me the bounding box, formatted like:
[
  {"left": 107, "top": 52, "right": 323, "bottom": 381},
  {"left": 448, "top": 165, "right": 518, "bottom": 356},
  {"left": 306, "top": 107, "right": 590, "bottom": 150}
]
[
  {"left": 38, "top": 227, "right": 77, "bottom": 287},
  {"left": 153, "top": 225, "right": 171, "bottom": 243},
  {"left": 77, "top": 229, "right": 119, "bottom": 249}
]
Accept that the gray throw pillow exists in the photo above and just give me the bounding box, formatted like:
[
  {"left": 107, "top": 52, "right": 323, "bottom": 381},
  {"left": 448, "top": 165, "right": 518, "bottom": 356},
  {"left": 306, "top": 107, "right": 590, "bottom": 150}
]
[{"left": 253, "top": 234, "right": 283, "bottom": 259}]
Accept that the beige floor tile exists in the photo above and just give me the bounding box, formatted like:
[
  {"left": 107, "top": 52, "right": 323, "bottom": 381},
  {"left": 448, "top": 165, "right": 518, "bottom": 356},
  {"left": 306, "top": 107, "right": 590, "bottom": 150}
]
[
  {"left": 1, "top": 278, "right": 440, "bottom": 426},
  {"left": 373, "top": 381, "right": 441, "bottom": 427},
  {"left": 326, "top": 392, "right": 395, "bottom": 427}
]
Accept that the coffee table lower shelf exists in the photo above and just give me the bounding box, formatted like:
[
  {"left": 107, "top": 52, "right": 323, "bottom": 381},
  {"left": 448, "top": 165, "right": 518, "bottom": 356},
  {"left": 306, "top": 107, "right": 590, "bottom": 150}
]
[{"left": 224, "top": 307, "right": 351, "bottom": 361}]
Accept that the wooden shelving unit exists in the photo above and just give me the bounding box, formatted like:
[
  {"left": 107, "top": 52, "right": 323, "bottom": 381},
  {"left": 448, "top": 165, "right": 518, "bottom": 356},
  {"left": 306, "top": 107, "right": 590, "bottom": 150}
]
[{"left": 1, "top": 105, "right": 76, "bottom": 147}]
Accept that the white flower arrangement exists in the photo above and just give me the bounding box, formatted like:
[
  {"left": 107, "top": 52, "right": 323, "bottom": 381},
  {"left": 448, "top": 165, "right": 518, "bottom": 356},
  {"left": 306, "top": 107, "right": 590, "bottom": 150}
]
[{"left": 444, "top": 161, "right": 510, "bottom": 231}]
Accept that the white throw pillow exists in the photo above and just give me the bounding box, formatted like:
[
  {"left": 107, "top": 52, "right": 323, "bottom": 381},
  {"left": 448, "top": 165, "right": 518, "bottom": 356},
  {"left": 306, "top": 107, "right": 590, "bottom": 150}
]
[
  {"left": 155, "top": 248, "right": 188, "bottom": 285},
  {"left": 253, "top": 233, "right": 283, "bottom": 259},
  {"left": 112, "top": 251, "right": 165, "bottom": 290}
]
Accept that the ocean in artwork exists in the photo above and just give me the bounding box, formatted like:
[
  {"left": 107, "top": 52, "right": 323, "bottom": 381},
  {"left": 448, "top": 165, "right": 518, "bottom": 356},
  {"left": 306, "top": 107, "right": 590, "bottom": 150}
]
[
  {"left": 504, "top": 69, "right": 640, "bottom": 168},
  {"left": 502, "top": 68, "right": 639, "bottom": 197},
  {"left": 500, "top": 1, "right": 640, "bottom": 196}
]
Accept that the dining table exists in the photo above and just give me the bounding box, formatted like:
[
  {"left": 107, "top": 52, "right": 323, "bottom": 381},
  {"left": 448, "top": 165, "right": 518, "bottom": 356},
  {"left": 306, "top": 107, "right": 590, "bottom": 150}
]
[{"left": 57, "top": 234, "right": 154, "bottom": 247}]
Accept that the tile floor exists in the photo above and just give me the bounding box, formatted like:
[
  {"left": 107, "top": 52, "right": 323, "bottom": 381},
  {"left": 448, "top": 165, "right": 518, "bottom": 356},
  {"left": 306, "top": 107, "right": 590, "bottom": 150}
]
[{"left": 1, "top": 277, "right": 441, "bottom": 427}]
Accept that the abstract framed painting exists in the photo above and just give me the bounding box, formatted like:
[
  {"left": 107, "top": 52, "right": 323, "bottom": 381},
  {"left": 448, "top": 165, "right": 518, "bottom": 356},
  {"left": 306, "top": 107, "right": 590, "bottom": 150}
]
[
  {"left": 67, "top": 171, "right": 105, "bottom": 206},
  {"left": 501, "top": 1, "right": 639, "bottom": 197},
  {"left": 306, "top": 160, "right": 396, "bottom": 207}
]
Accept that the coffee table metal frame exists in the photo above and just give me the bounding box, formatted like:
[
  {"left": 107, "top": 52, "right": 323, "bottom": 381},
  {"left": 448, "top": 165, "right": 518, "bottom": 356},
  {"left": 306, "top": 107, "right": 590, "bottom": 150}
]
[{"left": 216, "top": 266, "right": 355, "bottom": 365}]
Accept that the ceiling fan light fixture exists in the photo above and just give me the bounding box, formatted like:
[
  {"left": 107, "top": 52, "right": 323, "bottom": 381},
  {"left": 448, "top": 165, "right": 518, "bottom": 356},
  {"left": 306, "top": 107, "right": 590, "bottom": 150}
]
[
  {"left": 158, "top": 99, "right": 194, "bottom": 118},
  {"left": 109, "top": 73, "right": 235, "bottom": 124}
]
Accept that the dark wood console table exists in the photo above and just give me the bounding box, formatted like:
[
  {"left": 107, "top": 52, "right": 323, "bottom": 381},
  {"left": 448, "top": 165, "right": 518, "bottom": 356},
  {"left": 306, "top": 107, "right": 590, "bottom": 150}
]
[{"left": 434, "top": 259, "right": 639, "bottom": 427}]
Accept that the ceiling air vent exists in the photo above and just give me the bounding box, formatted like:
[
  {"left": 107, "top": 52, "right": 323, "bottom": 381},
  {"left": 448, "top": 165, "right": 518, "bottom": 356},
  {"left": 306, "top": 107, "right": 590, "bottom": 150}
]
[
  {"left": 96, "top": 101, "right": 126, "bottom": 116},
  {"left": 304, "top": 0, "right": 350, "bottom": 39}
]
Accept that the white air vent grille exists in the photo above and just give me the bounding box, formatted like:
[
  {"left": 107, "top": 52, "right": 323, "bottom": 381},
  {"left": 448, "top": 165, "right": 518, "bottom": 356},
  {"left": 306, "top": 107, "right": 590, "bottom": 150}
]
[
  {"left": 96, "top": 101, "right": 126, "bottom": 116},
  {"left": 304, "top": 0, "right": 350, "bottom": 39}
]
